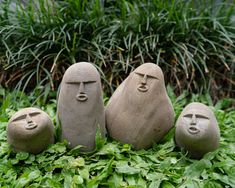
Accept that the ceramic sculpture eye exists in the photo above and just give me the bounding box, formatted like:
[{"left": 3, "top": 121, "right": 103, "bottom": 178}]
[
  {"left": 66, "top": 80, "right": 97, "bottom": 85},
  {"left": 11, "top": 114, "right": 27, "bottom": 122}
]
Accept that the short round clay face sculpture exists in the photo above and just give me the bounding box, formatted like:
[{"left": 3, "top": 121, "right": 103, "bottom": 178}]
[
  {"left": 106, "top": 63, "right": 174, "bottom": 149},
  {"left": 57, "top": 62, "right": 106, "bottom": 151},
  {"left": 175, "top": 102, "right": 220, "bottom": 159},
  {"left": 7, "top": 107, "right": 54, "bottom": 154}
]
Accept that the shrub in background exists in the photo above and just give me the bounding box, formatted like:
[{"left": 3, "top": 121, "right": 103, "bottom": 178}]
[{"left": 0, "top": 0, "right": 234, "bottom": 101}]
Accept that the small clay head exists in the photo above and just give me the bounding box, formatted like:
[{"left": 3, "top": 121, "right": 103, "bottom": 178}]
[
  {"left": 124, "top": 63, "right": 166, "bottom": 107},
  {"left": 60, "top": 62, "right": 102, "bottom": 114},
  {"left": 175, "top": 102, "right": 220, "bottom": 159},
  {"left": 130, "top": 63, "right": 164, "bottom": 92},
  {"left": 7, "top": 107, "right": 54, "bottom": 154}
]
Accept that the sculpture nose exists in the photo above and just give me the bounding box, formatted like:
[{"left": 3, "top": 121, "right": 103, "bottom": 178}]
[
  {"left": 26, "top": 114, "right": 33, "bottom": 123},
  {"left": 79, "top": 82, "right": 85, "bottom": 94},
  {"left": 191, "top": 114, "right": 197, "bottom": 125},
  {"left": 141, "top": 74, "right": 147, "bottom": 85}
]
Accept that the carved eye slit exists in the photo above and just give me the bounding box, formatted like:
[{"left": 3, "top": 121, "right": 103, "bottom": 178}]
[
  {"left": 11, "top": 114, "right": 27, "bottom": 122},
  {"left": 29, "top": 112, "right": 41, "bottom": 117},
  {"left": 183, "top": 114, "right": 209, "bottom": 120},
  {"left": 195, "top": 114, "right": 209, "bottom": 120},
  {"left": 134, "top": 72, "right": 158, "bottom": 80},
  {"left": 84, "top": 80, "right": 96, "bottom": 84},
  {"left": 66, "top": 81, "right": 80, "bottom": 85},
  {"left": 134, "top": 72, "right": 144, "bottom": 77},
  {"left": 147, "top": 75, "right": 159, "bottom": 80},
  {"left": 66, "top": 81, "right": 96, "bottom": 85},
  {"left": 182, "top": 114, "right": 193, "bottom": 123},
  {"left": 183, "top": 114, "right": 193, "bottom": 118},
  {"left": 11, "top": 112, "right": 41, "bottom": 123}
]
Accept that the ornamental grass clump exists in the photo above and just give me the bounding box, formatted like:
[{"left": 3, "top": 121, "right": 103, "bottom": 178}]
[{"left": 0, "top": 0, "right": 234, "bottom": 100}]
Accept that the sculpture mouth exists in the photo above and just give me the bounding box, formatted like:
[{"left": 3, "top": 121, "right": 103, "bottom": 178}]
[
  {"left": 76, "top": 94, "right": 88, "bottom": 101},
  {"left": 25, "top": 123, "right": 38, "bottom": 130},
  {"left": 137, "top": 84, "right": 149, "bottom": 92},
  {"left": 188, "top": 126, "right": 200, "bottom": 134}
]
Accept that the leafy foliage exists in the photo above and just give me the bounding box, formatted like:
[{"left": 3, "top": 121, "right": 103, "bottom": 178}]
[
  {"left": 0, "top": 0, "right": 235, "bottom": 99},
  {"left": 0, "top": 88, "right": 235, "bottom": 187}
]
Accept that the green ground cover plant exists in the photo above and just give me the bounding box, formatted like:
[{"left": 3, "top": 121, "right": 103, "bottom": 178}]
[
  {"left": 0, "top": 0, "right": 235, "bottom": 100},
  {"left": 0, "top": 88, "right": 235, "bottom": 187}
]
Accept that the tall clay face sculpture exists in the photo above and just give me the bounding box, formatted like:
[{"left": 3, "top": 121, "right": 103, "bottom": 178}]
[
  {"left": 175, "top": 102, "right": 220, "bottom": 159},
  {"left": 106, "top": 63, "right": 174, "bottom": 149},
  {"left": 7, "top": 107, "right": 54, "bottom": 154},
  {"left": 57, "top": 62, "right": 106, "bottom": 151}
]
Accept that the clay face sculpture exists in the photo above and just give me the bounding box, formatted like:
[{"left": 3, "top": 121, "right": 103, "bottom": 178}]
[
  {"left": 106, "top": 63, "right": 174, "bottom": 149},
  {"left": 57, "top": 62, "right": 106, "bottom": 151},
  {"left": 175, "top": 102, "right": 220, "bottom": 159},
  {"left": 7, "top": 107, "right": 54, "bottom": 154}
]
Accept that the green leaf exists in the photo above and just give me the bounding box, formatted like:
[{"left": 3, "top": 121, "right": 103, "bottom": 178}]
[
  {"left": 15, "top": 170, "right": 41, "bottom": 188},
  {"left": 16, "top": 152, "right": 29, "bottom": 160},
  {"left": 108, "top": 173, "right": 124, "bottom": 187},
  {"left": 149, "top": 180, "right": 161, "bottom": 188},
  {"left": 184, "top": 159, "right": 212, "bottom": 178},
  {"left": 25, "top": 154, "right": 36, "bottom": 164},
  {"left": 10, "top": 158, "right": 19, "bottom": 165},
  {"left": 87, "top": 158, "right": 114, "bottom": 187},
  {"left": 204, "top": 180, "right": 223, "bottom": 188},
  {"left": 115, "top": 161, "right": 140, "bottom": 175},
  {"left": 46, "top": 142, "right": 67, "bottom": 154},
  {"left": 67, "top": 145, "right": 83, "bottom": 156},
  {"left": 79, "top": 168, "right": 89, "bottom": 181},
  {"left": 44, "top": 178, "right": 63, "bottom": 188},
  {"left": 95, "top": 125, "right": 107, "bottom": 150},
  {"left": 64, "top": 173, "right": 73, "bottom": 188},
  {"left": 96, "top": 143, "right": 120, "bottom": 156},
  {"left": 125, "top": 175, "right": 136, "bottom": 185},
  {"left": 178, "top": 178, "right": 203, "bottom": 188},
  {"left": 210, "top": 172, "right": 230, "bottom": 185},
  {"left": 28, "top": 170, "right": 41, "bottom": 180},
  {"left": 53, "top": 156, "right": 75, "bottom": 169},
  {"left": 69, "top": 157, "right": 85, "bottom": 168},
  {"left": 161, "top": 181, "right": 175, "bottom": 188},
  {"left": 71, "top": 175, "right": 84, "bottom": 186}
]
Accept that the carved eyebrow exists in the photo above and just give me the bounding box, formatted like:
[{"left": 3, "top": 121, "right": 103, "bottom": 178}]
[
  {"left": 11, "top": 114, "right": 26, "bottom": 122},
  {"left": 29, "top": 112, "right": 41, "bottom": 116},
  {"left": 195, "top": 114, "right": 209, "bottom": 119},
  {"left": 134, "top": 72, "right": 158, "bottom": 79},
  {"left": 66, "top": 80, "right": 96, "bottom": 84},
  {"left": 183, "top": 114, "right": 209, "bottom": 119},
  {"left": 11, "top": 112, "right": 41, "bottom": 122}
]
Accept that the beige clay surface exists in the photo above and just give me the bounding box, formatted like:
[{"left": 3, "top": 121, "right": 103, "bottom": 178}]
[
  {"left": 175, "top": 102, "right": 220, "bottom": 159},
  {"left": 106, "top": 63, "right": 174, "bottom": 149},
  {"left": 7, "top": 107, "right": 54, "bottom": 154},
  {"left": 57, "top": 62, "right": 106, "bottom": 151}
]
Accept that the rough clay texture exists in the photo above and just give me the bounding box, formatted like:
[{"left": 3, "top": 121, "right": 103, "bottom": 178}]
[
  {"left": 7, "top": 107, "right": 54, "bottom": 154},
  {"left": 106, "top": 63, "right": 175, "bottom": 150},
  {"left": 175, "top": 102, "right": 220, "bottom": 159},
  {"left": 57, "top": 62, "right": 106, "bottom": 152}
]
